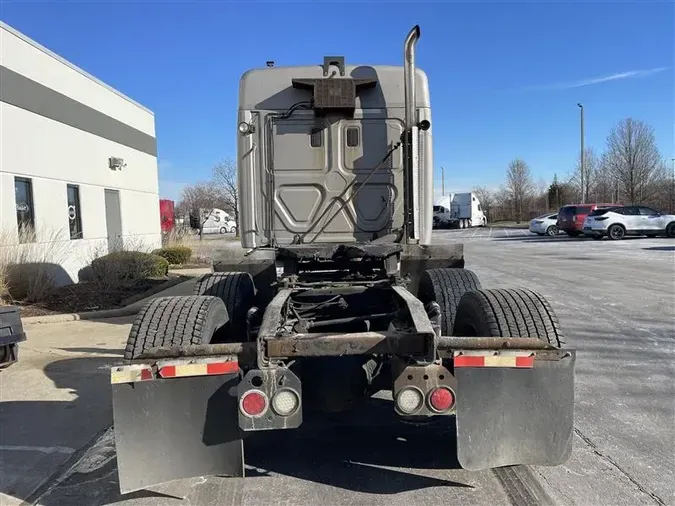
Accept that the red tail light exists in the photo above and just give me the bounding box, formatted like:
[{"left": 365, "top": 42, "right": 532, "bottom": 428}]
[
  {"left": 240, "top": 390, "right": 268, "bottom": 417},
  {"left": 428, "top": 387, "right": 455, "bottom": 412}
]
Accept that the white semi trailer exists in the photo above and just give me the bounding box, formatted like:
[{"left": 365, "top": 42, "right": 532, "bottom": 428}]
[{"left": 434, "top": 192, "right": 487, "bottom": 229}]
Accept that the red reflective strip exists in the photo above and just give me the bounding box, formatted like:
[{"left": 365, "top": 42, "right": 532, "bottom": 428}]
[
  {"left": 454, "top": 355, "right": 485, "bottom": 367},
  {"left": 160, "top": 365, "right": 176, "bottom": 378},
  {"left": 140, "top": 368, "right": 153, "bottom": 381},
  {"left": 206, "top": 362, "right": 239, "bottom": 375},
  {"left": 515, "top": 356, "right": 535, "bottom": 368}
]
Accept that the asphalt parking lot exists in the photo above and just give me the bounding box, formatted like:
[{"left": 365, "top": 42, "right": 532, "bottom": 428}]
[{"left": 1, "top": 229, "right": 673, "bottom": 506}]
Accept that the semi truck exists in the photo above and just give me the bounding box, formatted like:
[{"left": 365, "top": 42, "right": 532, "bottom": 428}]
[
  {"left": 110, "top": 25, "right": 575, "bottom": 494},
  {"left": 434, "top": 192, "right": 487, "bottom": 229}
]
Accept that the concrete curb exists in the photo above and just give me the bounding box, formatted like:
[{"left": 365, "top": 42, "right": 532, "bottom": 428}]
[
  {"left": 21, "top": 274, "right": 207, "bottom": 326},
  {"left": 21, "top": 306, "right": 141, "bottom": 325}
]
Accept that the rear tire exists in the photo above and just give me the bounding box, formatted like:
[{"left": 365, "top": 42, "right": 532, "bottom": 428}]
[
  {"left": 665, "top": 222, "right": 675, "bottom": 238},
  {"left": 418, "top": 268, "right": 482, "bottom": 336},
  {"left": 546, "top": 225, "right": 558, "bottom": 236},
  {"left": 194, "top": 272, "right": 255, "bottom": 339},
  {"left": 566, "top": 231, "right": 580, "bottom": 238},
  {"left": 219, "top": 227, "right": 227, "bottom": 234},
  {"left": 607, "top": 224, "right": 625, "bottom": 240},
  {"left": 124, "top": 296, "right": 228, "bottom": 360},
  {"left": 452, "top": 288, "right": 564, "bottom": 347}
]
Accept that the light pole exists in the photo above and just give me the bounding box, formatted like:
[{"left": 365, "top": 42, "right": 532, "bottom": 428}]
[
  {"left": 441, "top": 166, "right": 445, "bottom": 196},
  {"left": 577, "top": 103, "right": 585, "bottom": 204}
]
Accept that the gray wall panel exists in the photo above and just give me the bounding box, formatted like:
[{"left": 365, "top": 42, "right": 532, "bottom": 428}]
[{"left": 0, "top": 66, "right": 157, "bottom": 156}]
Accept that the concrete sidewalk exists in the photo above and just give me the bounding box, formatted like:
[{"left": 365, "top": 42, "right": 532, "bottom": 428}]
[
  {"left": 0, "top": 268, "right": 214, "bottom": 503},
  {"left": 0, "top": 317, "right": 132, "bottom": 505}
]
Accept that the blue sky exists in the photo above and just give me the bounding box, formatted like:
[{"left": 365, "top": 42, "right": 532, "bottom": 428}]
[{"left": 2, "top": 1, "right": 673, "bottom": 201}]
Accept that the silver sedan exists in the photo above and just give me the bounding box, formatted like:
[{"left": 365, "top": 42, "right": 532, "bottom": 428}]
[{"left": 529, "top": 213, "right": 560, "bottom": 236}]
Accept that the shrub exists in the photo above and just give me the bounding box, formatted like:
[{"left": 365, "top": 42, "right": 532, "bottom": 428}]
[
  {"left": 90, "top": 251, "right": 169, "bottom": 287},
  {"left": 0, "top": 226, "right": 71, "bottom": 302},
  {"left": 152, "top": 246, "right": 192, "bottom": 265}
]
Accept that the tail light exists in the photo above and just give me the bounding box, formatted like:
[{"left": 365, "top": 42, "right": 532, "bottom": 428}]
[
  {"left": 428, "top": 387, "right": 455, "bottom": 413},
  {"left": 534, "top": 220, "right": 543, "bottom": 224},
  {"left": 595, "top": 217, "right": 608, "bottom": 221},
  {"left": 240, "top": 390, "right": 268, "bottom": 417},
  {"left": 396, "top": 387, "right": 424, "bottom": 414},
  {"left": 271, "top": 389, "right": 300, "bottom": 416}
]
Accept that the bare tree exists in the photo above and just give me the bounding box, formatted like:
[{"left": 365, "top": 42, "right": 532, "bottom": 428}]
[
  {"left": 534, "top": 177, "right": 548, "bottom": 212},
  {"left": 472, "top": 186, "right": 495, "bottom": 221},
  {"left": 178, "top": 183, "right": 226, "bottom": 239},
  {"left": 593, "top": 156, "right": 619, "bottom": 204},
  {"left": 211, "top": 159, "right": 239, "bottom": 233},
  {"left": 603, "top": 118, "right": 664, "bottom": 204},
  {"left": 504, "top": 158, "right": 534, "bottom": 222},
  {"left": 569, "top": 148, "right": 599, "bottom": 202}
]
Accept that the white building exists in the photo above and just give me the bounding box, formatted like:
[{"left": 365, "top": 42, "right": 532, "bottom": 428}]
[{"left": 0, "top": 22, "right": 161, "bottom": 286}]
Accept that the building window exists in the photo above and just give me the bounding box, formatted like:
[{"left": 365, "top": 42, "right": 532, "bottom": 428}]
[
  {"left": 310, "top": 127, "right": 323, "bottom": 148},
  {"left": 15, "top": 177, "right": 35, "bottom": 243},
  {"left": 67, "top": 184, "right": 83, "bottom": 240},
  {"left": 346, "top": 127, "right": 360, "bottom": 147}
]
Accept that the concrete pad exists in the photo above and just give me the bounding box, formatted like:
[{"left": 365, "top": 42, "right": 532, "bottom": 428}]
[{"left": 0, "top": 317, "right": 131, "bottom": 503}]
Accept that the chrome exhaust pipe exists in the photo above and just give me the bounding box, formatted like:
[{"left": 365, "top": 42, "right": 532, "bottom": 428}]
[
  {"left": 403, "top": 25, "right": 421, "bottom": 243},
  {"left": 404, "top": 25, "right": 421, "bottom": 130}
]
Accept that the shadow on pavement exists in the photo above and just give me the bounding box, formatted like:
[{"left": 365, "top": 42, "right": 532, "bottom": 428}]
[
  {"left": 245, "top": 398, "right": 470, "bottom": 493},
  {"left": 0, "top": 354, "right": 124, "bottom": 504},
  {"left": 494, "top": 235, "right": 580, "bottom": 243},
  {"left": 643, "top": 245, "right": 675, "bottom": 251},
  {"left": 35, "top": 396, "right": 471, "bottom": 505}
]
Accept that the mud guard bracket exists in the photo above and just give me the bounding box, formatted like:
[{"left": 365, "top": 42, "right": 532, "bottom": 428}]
[
  {"left": 455, "top": 351, "right": 575, "bottom": 470},
  {"left": 112, "top": 373, "right": 243, "bottom": 494}
]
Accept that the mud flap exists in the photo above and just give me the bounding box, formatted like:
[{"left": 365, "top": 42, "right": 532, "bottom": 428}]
[
  {"left": 112, "top": 373, "right": 243, "bottom": 494},
  {"left": 455, "top": 351, "right": 575, "bottom": 470}
]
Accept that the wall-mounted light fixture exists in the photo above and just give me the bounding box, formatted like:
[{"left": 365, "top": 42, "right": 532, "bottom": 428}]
[{"left": 109, "top": 157, "right": 126, "bottom": 170}]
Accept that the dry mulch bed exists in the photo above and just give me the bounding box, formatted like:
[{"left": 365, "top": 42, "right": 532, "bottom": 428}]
[{"left": 6, "top": 277, "right": 179, "bottom": 318}]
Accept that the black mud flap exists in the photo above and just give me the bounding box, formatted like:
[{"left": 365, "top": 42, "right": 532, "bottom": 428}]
[
  {"left": 112, "top": 374, "right": 243, "bottom": 494},
  {"left": 455, "top": 351, "right": 575, "bottom": 470}
]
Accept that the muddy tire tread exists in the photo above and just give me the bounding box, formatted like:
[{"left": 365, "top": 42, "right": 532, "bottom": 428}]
[{"left": 124, "top": 295, "right": 227, "bottom": 360}]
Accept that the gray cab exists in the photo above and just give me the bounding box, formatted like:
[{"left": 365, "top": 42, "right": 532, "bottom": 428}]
[{"left": 236, "top": 59, "right": 434, "bottom": 248}]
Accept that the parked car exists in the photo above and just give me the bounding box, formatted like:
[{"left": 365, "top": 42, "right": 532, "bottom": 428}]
[
  {"left": 557, "top": 203, "right": 619, "bottom": 237},
  {"left": 583, "top": 205, "right": 675, "bottom": 240},
  {"left": 529, "top": 213, "right": 560, "bottom": 236}
]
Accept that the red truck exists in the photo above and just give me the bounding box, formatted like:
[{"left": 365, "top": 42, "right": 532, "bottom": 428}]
[{"left": 159, "top": 199, "right": 175, "bottom": 233}]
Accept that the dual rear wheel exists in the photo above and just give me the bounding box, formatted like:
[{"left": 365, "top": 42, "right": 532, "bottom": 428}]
[
  {"left": 418, "top": 267, "right": 563, "bottom": 346},
  {"left": 124, "top": 272, "right": 255, "bottom": 360},
  {"left": 125, "top": 268, "right": 563, "bottom": 361}
]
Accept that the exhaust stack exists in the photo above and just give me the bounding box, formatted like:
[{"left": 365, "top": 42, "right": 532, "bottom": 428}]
[
  {"left": 404, "top": 25, "right": 420, "bottom": 131},
  {"left": 403, "top": 25, "right": 421, "bottom": 243}
]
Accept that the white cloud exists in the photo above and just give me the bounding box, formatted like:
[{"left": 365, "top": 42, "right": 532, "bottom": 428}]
[{"left": 523, "top": 67, "right": 668, "bottom": 91}]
